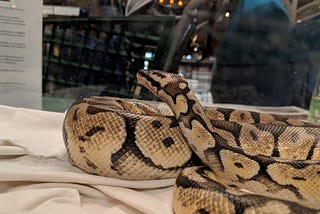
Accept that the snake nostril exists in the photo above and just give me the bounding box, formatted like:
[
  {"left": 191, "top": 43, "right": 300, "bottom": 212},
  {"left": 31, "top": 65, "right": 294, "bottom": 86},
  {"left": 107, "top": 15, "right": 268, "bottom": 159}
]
[{"left": 234, "top": 162, "right": 244, "bottom": 168}]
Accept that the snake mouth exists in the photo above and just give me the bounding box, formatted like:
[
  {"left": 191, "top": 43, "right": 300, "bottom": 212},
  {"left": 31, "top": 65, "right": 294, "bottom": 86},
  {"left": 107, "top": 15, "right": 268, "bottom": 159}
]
[
  {"left": 136, "top": 69, "right": 148, "bottom": 84},
  {"left": 137, "top": 69, "right": 161, "bottom": 96}
]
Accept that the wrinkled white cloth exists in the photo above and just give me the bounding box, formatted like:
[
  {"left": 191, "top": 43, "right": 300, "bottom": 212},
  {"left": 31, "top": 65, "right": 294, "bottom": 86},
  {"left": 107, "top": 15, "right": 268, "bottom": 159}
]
[{"left": 0, "top": 105, "right": 175, "bottom": 214}]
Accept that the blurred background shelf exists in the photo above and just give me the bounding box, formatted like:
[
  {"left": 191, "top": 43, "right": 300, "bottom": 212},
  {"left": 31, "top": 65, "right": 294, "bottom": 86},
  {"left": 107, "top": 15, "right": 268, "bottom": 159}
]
[{"left": 42, "top": 15, "right": 176, "bottom": 111}]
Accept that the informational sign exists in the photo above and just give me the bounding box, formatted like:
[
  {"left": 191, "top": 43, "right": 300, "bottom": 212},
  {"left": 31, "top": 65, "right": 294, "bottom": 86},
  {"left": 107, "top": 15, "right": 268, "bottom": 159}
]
[{"left": 0, "top": 0, "right": 42, "bottom": 109}]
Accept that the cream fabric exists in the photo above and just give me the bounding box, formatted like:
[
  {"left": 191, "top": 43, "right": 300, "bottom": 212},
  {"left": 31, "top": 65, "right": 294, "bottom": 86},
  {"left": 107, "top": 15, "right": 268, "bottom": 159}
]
[{"left": 0, "top": 105, "right": 175, "bottom": 214}]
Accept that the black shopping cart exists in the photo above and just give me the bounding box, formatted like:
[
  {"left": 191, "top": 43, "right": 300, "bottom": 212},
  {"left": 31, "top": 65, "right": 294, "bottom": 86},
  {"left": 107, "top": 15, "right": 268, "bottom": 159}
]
[{"left": 42, "top": 16, "right": 176, "bottom": 100}]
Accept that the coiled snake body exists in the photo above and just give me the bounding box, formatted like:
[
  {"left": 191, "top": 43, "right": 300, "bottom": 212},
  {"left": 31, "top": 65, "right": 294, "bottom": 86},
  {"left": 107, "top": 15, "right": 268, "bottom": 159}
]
[{"left": 63, "top": 70, "right": 320, "bottom": 213}]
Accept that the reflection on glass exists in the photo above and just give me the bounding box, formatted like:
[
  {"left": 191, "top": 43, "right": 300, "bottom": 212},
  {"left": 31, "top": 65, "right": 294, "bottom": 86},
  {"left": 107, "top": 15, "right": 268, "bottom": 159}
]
[{"left": 308, "top": 70, "right": 320, "bottom": 124}]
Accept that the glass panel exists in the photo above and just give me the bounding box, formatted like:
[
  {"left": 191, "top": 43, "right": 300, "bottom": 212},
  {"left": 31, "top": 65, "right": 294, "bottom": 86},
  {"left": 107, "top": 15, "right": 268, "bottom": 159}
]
[{"left": 1, "top": 0, "right": 319, "bottom": 113}]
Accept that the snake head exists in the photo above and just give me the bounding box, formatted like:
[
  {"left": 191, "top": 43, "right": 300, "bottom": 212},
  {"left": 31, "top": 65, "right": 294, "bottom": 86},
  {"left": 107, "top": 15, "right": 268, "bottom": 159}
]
[{"left": 137, "top": 69, "right": 190, "bottom": 101}]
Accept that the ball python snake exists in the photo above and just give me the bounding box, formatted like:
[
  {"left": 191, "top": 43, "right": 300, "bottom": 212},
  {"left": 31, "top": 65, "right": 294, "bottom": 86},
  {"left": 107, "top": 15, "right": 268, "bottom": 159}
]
[{"left": 63, "top": 69, "right": 320, "bottom": 213}]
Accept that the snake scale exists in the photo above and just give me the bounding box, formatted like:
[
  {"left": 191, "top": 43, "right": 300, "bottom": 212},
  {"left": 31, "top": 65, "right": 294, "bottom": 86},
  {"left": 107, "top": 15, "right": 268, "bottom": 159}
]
[{"left": 63, "top": 69, "right": 320, "bottom": 213}]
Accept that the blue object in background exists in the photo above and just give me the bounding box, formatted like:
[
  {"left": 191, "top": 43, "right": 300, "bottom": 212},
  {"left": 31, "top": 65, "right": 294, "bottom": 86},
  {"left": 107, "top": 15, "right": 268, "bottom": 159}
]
[
  {"left": 212, "top": 0, "right": 320, "bottom": 108},
  {"left": 217, "top": 0, "right": 290, "bottom": 66}
]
